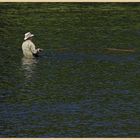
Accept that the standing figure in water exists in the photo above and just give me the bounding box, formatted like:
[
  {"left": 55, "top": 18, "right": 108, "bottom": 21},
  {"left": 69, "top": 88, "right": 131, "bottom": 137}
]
[{"left": 22, "top": 32, "right": 43, "bottom": 58}]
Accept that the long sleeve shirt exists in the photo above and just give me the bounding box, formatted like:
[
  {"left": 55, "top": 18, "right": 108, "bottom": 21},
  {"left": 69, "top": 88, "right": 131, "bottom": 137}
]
[{"left": 22, "top": 40, "right": 38, "bottom": 58}]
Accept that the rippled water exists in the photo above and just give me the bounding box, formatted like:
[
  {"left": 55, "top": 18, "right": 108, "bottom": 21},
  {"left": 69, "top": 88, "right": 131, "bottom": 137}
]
[{"left": 1, "top": 3, "right": 140, "bottom": 137}]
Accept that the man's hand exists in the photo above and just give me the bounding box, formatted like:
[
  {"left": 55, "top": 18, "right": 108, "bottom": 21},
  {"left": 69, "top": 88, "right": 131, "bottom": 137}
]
[{"left": 37, "top": 48, "right": 43, "bottom": 52}]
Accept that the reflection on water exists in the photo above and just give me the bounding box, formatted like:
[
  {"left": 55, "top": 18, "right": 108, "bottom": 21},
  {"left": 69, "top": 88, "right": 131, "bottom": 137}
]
[{"left": 21, "top": 57, "right": 38, "bottom": 80}]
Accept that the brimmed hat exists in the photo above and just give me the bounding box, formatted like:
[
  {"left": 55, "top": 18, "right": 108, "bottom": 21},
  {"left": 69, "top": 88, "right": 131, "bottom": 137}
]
[{"left": 24, "top": 32, "right": 34, "bottom": 40}]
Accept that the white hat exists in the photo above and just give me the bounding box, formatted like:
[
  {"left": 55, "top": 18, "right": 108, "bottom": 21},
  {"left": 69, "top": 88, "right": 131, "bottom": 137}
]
[{"left": 24, "top": 32, "right": 34, "bottom": 40}]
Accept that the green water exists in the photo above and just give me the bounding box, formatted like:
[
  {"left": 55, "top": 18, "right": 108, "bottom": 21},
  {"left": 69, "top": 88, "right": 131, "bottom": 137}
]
[{"left": 1, "top": 3, "right": 140, "bottom": 137}]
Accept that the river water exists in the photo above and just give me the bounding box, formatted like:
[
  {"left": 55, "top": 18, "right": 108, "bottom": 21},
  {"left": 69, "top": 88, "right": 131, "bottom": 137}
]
[{"left": 1, "top": 3, "right": 140, "bottom": 137}]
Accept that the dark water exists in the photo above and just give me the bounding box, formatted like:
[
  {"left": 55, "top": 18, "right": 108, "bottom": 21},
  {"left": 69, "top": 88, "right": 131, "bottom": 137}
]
[{"left": 1, "top": 3, "right": 140, "bottom": 137}]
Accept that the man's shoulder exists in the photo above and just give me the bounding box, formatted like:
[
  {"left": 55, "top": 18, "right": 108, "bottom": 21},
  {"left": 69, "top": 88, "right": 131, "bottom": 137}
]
[{"left": 22, "top": 40, "right": 32, "bottom": 45}]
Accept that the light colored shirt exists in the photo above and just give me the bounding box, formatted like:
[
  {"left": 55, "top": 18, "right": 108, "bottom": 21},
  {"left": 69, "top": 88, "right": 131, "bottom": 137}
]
[{"left": 22, "top": 40, "right": 38, "bottom": 58}]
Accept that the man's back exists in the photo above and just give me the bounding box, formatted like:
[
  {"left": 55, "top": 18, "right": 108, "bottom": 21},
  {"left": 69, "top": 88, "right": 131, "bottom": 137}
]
[{"left": 22, "top": 40, "right": 37, "bottom": 58}]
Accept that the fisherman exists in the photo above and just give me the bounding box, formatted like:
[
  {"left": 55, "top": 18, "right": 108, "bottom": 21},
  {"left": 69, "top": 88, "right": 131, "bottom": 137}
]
[{"left": 22, "top": 32, "right": 43, "bottom": 58}]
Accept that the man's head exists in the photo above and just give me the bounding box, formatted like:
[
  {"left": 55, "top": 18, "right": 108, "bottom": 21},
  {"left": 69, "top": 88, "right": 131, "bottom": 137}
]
[{"left": 24, "top": 32, "right": 34, "bottom": 40}]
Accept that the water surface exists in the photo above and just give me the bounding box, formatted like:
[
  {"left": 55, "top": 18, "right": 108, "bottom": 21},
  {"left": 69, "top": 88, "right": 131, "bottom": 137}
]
[{"left": 1, "top": 3, "right": 140, "bottom": 137}]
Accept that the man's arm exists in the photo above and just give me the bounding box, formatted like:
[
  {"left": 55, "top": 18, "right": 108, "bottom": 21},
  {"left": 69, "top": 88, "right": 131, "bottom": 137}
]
[{"left": 30, "top": 42, "right": 38, "bottom": 54}]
